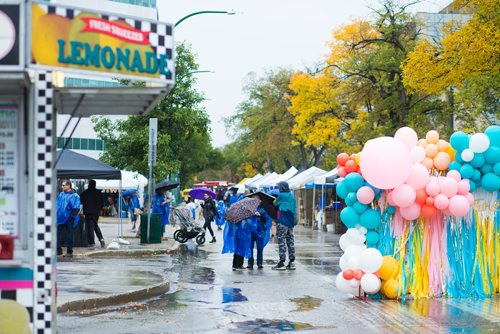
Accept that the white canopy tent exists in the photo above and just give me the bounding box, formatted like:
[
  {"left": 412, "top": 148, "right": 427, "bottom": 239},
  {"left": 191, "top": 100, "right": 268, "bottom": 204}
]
[
  {"left": 268, "top": 166, "right": 298, "bottom": 187},
  {"left": 314, "top": 167, "right": 338, "bottom": 185},
  {"left": 287, "top": 166, "right": 326, "bottom": 190},
  {"left": 250, "top": 172, "right": 279, "bottom": 189},
  {"left": 243, "top": 173, "right": 264, "bottom": 187},
  {"left": 96, "top": 171, "right": 148, "bottom": 207},
  {"left": 312, "top": 167, "right": 339, "bottom": 230}
]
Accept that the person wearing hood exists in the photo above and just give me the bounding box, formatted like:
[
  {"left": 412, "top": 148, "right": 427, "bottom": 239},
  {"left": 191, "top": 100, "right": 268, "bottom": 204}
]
[
  {"left": 80, "top": 180, "right": 105, "bottom": 248},
  {"left": 152, "top": 188, "right": 171, "bottom": 240},
  {"left": 247, "top": 203, "right": 272, "bottom": 269},
  {"left": 215, "top": 200, "right": 226, "bottom": 230},
  {"left": 272, "top": 181, "right": 297, "bottom": 270},
  {"left": 56, "top": 180, "right": 81, "bottom": 257}
]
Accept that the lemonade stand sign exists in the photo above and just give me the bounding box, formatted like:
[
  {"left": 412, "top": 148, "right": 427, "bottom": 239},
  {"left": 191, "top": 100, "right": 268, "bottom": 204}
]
[{"left": 30, "top": 1, "right": 174, "bottom": 83}]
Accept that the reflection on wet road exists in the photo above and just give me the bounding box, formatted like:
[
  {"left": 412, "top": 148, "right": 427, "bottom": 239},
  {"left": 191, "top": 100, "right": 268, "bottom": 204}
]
[{"left": 58, "top": 226, "right": 500, "bottom": 333}]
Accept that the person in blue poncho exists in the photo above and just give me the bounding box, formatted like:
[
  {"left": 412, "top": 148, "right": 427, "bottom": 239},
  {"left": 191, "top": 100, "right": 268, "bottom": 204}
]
[
  {"left": 152, "top": 188, "right": 171, "bottom": 240},
  {"left": 222, "top": 216, "right": 254, "bottom": 271},
  {"left": 246, "top": 205, "right": 272, "bottom": 269},
  {"left": 272, "top": 181, "right": 297, "bottom": 270},
  {"left": 56, "top": 180, "right": 81, "bottom": 257},
  {"left": 215, "top": 200, "right": 226, "bottom": 230}
]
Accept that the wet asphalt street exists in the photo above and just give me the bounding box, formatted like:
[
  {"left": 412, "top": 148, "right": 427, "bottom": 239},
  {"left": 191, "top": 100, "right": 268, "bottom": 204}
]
[{"left": 57, "top": 226, "right": 500, "bottom": 333}]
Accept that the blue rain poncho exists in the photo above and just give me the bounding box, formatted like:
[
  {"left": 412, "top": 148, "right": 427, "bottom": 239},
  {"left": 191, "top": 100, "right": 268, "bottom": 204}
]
[
  {"left": 251, "top": 207, "right": 272, "bottom": 250},
  {"left": 56, "top": 190, "right": 81, "bottom": 226},
  {"left": 215, "top": 200, "right": 226, "bottom": 226},
  {"left": 274, "top": 181, "right": 297, "bottom": 228},
  {"left": 152, "top": 193, "right": 170, "bottom": 226},
  {"left": 222, "top": 218, "right": 254, "bottom": 257}
]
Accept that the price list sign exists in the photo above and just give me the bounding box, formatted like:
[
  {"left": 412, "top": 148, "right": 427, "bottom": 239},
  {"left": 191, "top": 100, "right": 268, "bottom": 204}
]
[{"left": 0, "top": 105, "right": 17, "bottom": 235}]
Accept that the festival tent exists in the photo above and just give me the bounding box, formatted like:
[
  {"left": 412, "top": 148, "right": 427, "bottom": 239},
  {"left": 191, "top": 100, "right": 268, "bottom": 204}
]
[
  {"left": 268, "top": 166, "right": 298, "bottom": 187},
  {"left": 95, "top": 171, "right": 148, "bottom": 190},
  {"left": 246, "top": 173, "right": 271, "bottom": 189},
  {"left": 287, "top": 166, "right": 326, "bottom": 190},
  {"left": 243, "top": 173, "right": 263, "bottom": 186},
  {"left": 314, "top": 168, "right": 339, "bottom": 185},
  {"left": 56, "top": 149, "right": 121, "bottom": 180},
  {"left": 251, "top": 172, "right": 279, "bottom": 189}
]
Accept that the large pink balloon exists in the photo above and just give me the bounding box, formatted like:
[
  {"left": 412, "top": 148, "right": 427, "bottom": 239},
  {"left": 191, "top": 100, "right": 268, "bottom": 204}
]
[
  {"left": 457, "top": 180, "right": 470, "bottom": 195},
  {"left": 357, "top": 186, "right": 375, "bottom": 204},
  {"left": 438, "top": 177, "right": 459, "bottom": 198},
  {"left": 405, "top": 163, "right": 430, "bottom": 190},
  {"left": 360, "top": 137, "right": 412, "bottom": 190},
  {"left": 449, "top": 195, "right": 471, "bottom": 217},
  {"left": 392, "top": 184, "right": 416, "bottom": 208},
  {"left": 394, "top": 127, "right": 418, "bottom": 150},
  {"left": 400, "top": 203, "right": 421, "bottom": 220},
  {"left": 425, "top": 182, "right": 440, "bottom": 197},
  {"left": 434, "top": 194, "right": 450, "bottom": 210},
  {"left": 446, "top": 170, "right": 462, "bottom": 182}
]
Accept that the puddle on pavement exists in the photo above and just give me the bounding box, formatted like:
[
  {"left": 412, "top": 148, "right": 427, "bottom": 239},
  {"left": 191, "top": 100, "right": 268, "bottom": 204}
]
[
  {"left": 222, "top": 287, "right": 248, "bottom": 303},
  {"left": 290, "top": 295, "right": 323, "bottom": 312},
  {"left": 232, "top": 319, "right": 313, "bottom": 333}
]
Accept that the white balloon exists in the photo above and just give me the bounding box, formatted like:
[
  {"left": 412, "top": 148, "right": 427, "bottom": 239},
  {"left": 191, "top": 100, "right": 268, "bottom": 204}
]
[
  {"left": 358, "top": 234, "right": 366, "bottom": 243},
  {"left": 349, "top": 279, "right": 360, "bottom": 288},
  {"left": 359, "top": 248, "right": 383, "bottom": 273},
  {"left": 344, "top": 245, "right": 364, "bottom": 259},
  {"left": 461, "top": 149, "right": 474, "bottom": 162},
  {"left": 346, "top": 228, "right": 360, "bottom": 240},
  {"left": 339, "top": 255, "right": 349, "bottom": 271},
  {"left": 339, "top": 234, "right": 352, "bottom": 251},
  {"left": 358, "top": 226, "right": 368, "bottom": 235},
  {"left": 360, "top": 273, "right": 381, "bottom": 294},
  {"left": 336, "top": 274, "right": 359, "bottom": 294},
  {"left": 347, "top": 256, "right": 360, "bottom": 269},
  {"left": 410, "top": 146, "right": 426, "bottom": 163},
  {"left": 470, "top": 133, "right": 490, "bottom": 153}
]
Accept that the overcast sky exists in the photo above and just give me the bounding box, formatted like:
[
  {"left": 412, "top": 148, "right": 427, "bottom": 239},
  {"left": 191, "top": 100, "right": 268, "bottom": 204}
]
[{"left": 158, "top": 0, "right": 451, "bottom": 147}]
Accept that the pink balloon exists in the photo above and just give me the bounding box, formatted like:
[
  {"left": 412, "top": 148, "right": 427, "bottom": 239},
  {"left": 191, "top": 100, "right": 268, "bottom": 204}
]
[
  {"left": 446, "top": 170, "right": 462, "bottom": 182},
  {"left": 394, "top": 127, "right": 418, "bottom": 150},
  {"left": 425, "top": 182, "right": 440, "bottom": 197},
  {"left": 438, "top": 177, "right": 459, "bottom": 198},
  {"left": 357, "top": 186, "right": 375, "bottom": 204},
  {"left": 465, "top": 193, "right": 475, "bottom": 206},
  {"left": 434, "top": 194, "right": 450, "bottom": 210},
  {"left": 400, "top": 203, "right": 421, "bottom": 220},
  {"left": 449, "top": 195, "right": 471, "bottom": 217},
  {"left": 410, "top": 146, "right": 426, "bottom": 163},
  {"left": 405, "top": 163, "right": 430, "bottom": 190},
  {"left": 360, "top": 137, "right": 412, "bottom": 190},
  {"left": 392, "top": 184, "right": 417, "bottom": 208},
  {"left": 386, "top": 191, "right": 396, "bottom": 206},
  {"left": 457, "top": 180, "right": 470, "bottom": 195}
]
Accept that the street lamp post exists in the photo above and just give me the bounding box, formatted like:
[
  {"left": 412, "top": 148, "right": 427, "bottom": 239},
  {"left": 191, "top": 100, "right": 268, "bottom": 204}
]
[{"left": 175, "top": 10, "right": 236, "bottom": 27}]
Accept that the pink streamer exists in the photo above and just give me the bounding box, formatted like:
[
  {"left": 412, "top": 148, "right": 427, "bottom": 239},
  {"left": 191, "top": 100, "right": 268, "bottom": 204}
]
[
  {"left": 427, "top": 214, "right": 443, "bottom": 296},
  {"left": 392, "top": 209, "right": 405, "bottom": 238}
]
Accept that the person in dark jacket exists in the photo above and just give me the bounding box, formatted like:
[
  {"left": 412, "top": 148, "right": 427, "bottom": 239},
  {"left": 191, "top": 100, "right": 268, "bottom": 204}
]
[
  {"left": 272, "top": 181, "right": 297, "bottom": 270},
  {"left": 80, "top": 180, "right": 105, "bottom": 248},
  {"left": 201, "top": 191, "right": 219, "bottom": 243},
  {"left": 56, "top": 180, "right": 81, "bottom": 257}
]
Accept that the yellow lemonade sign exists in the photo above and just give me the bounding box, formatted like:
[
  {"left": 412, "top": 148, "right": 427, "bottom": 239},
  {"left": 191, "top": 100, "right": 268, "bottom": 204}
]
[{"left": 31, "top": 3, "right": 174, "bottom": 81}]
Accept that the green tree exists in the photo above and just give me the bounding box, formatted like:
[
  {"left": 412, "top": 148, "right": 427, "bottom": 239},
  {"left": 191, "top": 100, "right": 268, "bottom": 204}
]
[{"left": 92, "top": 42, "right": 219, "bottom": 187}]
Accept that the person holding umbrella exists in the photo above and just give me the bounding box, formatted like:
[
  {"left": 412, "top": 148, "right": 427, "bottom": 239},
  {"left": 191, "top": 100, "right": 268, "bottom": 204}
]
[
  {"left": 200, "top": 191, "right": 219, "bottom": 243},
  {"left": 246, "top": 201, "right": 272, "bottom": 270},
  {"left": 272, "top": 181, "right": 297, "bottom": 270}
]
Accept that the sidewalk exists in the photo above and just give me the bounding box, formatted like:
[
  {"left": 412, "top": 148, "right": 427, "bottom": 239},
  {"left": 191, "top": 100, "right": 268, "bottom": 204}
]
[{"left": 56, "top": 218, "right": 179, "bottom": 313}]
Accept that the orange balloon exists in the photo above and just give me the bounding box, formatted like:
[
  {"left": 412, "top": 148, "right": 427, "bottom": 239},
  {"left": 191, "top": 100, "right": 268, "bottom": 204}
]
[
  {"left": 434, "top": 152, "right": 451, "bottom": 171},
  {"left": 447, "top": 146, "right": 456, "bottom": 162},
  {"left": 338, "top": 166, "right": 347, "bottom": 177},
  {"left": 417, "top": 139, "right": 428, "bottom": 147},
  {"left": 422, "top": 157, "right": 434, "bottom": 169},
  {"left": 425, "top": 144, "right": 438, "bottom": 158},
  {"left": 426, "top": 196, "right": 434, "bottom": 206},
  {"left": 426, "top": 130, "right": 439, "bottom": 144},
  {"left": 337, "top": 153, "right": 349, "bottom": 167},
  {"left": 415, "top": 189, "right": 427, "bottom": 206},
  {"left": 383, "top": 279, "right": 401, "bottom": 299},
  {"left": 437, "top": 139, "right": 449, "bottom": 152},
  {"left": 345, "top": 160, "right": 357, "bottom": 173},
  {"left": 421, "top": 204, "right": 437, "bottom": 218},
  {"left": 350, "top": 154, "right": 357, "bottom": 160}
]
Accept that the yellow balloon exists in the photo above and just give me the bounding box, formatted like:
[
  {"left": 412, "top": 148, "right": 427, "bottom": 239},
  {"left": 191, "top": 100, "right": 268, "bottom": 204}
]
[
  {"left": 379, "top": 255, "right": 398, "bottom": 280},
  {"left": 447, "top": 146, "right": 456, "bottom": 162},
  {"left": 355, "top": 153, "right": 361, "bottom": 165},
  {"left": 0, "top": 300, "right": 31, "bottom": 334},
  {"left": 383, "top": 279, "right": 401, "bottom": 299}
]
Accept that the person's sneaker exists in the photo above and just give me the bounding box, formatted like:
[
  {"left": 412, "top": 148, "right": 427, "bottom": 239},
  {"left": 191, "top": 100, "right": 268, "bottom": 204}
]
[
  {"left": 209, "top": 237, "right": 216, "bottom": 244},
  {"left": 257, "top": 265, "right": 264, "bottom": 270},
  {"left": 63, "top": 253, "right": 73, "bottom": 258},
  {"left": 100, "top": 239, "right": 105, "bottom": 248},
  {"left": 286, "top": 261, "right": 296, "bottom": 270},
  {"left": 246, "top": 265, "right": 254, "bottom": 270},
  {"left": 233, "top": 266, "right": 245, "bottom": 271},
  {"left": 272, "top": 261, "right": 286, "bottom": 270}
]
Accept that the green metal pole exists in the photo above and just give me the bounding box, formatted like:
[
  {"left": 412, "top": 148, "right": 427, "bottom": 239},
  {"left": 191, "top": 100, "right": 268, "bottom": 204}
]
[{"left": 175, "top": 11, "right": 234, "bottom": 27}]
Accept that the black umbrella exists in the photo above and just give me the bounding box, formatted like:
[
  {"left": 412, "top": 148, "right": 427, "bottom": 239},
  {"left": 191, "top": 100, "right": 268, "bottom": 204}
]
[
  {"left": 246, "top": 191, "right": 278, "bottom": 219},
  {"left": 155, "top": 180, "right": 180, "bottom": 191}
]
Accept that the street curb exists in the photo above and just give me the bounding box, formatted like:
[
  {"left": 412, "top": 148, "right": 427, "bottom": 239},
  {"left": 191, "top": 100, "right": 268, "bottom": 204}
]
[
  {"left": 73, "top": 242, "right": 181, "bottom": 258},
  {"left": 57, "top": 280, "right": 170, "bottom": 313}
]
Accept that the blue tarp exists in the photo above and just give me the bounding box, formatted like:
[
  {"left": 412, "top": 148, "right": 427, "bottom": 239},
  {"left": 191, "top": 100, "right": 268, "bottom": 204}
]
[{"left": 304, "top": 182, "right": 336, "bottom": 189}]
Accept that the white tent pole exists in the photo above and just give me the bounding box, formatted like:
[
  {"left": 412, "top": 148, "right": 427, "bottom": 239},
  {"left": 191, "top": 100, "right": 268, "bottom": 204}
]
[
  {"left": 322, "top": 184, "right": 325, "bottom": 231},
  {"left": 118, "top": 177, "right": 122, "bottom": 237},
  {"left": 312, "top": 185, "right": 316, "bottom": 229}
]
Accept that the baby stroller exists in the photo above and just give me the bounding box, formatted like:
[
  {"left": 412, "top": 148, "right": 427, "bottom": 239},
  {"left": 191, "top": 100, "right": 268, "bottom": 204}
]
[{"left": 171, "top": 206, "right": 206, "bottom": 245}]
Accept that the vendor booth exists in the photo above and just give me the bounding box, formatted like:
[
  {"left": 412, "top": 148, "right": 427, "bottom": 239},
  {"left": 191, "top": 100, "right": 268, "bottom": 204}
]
[{"left": 0, "top": 1, "right": 174, "bottom": 332}]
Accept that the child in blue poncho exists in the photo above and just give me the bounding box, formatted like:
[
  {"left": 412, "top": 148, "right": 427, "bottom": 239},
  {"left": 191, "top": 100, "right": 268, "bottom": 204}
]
[
  {"left": 272, "top": 181, "right": 297, "bottom": 271},
  {"left": 246, "top": 206, "right": 272, "bottom": 269},
  {"left": 215, "top": 200, "right": 226, "bottom": 230}
]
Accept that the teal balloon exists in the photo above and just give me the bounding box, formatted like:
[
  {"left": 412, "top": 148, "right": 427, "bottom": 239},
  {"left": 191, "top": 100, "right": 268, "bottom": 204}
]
[
  {"left": 353, "top": 202, "right": 368, "bottom": 214},
  {"left": 460, "top": 164, "right": 474, "bottom": 179},
  {"left": 472, "top": 169, "right": 482, "bottom": 181},
  {"left": 469, "top": 180, "right": 476, "bottom": 192},
  {"left": 485, "top": 125, "right": 500, "bottom": 147},
  {"left": 340, "top": 207, "right": 359, "bottom": 228},
  {"left": 336, "top": 181, "right": 349, "bottom": 199},
  {"left": 386, "top": 206, "right": 396, "bottom": 215},
  {"left": 344, "top": 172, "right": 364, "bottom": 192},
  {"left": 471, "top": 153, "right": 485, "bottom": 168},
  {"left": 450, "top": 131, "right": 470, "bottom": 151},
  {"left": 481, "top": 173, "right": 500, "bottom": 192},
  {"left": 454, "top": 152, "right": 464, "bottom": 164},
  {"left": 484, "top": 146, "right": 500, "bottom": 164},
  {"left": 360, "top": 209, "right": 381, "bottom": 229},
  {"left": 480, "top": 164, "right": 493, "bottom": 174},
  {"left": 449, "top": 161, "right": 462, "bottom": 171},
  {"left": 494, "top": 162, "right": 500, "bottom": 175},
  {"left": 345, "top": 192, "right": 357, "bottom": 206},
  {"left": 365, "top": 231, "right": 380, "bottom": 245}
]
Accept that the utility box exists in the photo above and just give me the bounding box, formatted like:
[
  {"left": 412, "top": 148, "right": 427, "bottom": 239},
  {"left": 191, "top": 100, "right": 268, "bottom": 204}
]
[{"left": 140, "top": 213, "right": 162, "bottom": 244}]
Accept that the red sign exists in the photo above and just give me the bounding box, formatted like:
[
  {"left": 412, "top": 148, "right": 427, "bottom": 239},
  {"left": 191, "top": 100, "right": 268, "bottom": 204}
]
[{"left": 81, "top": 17, "right": 149, "bottom": 45}]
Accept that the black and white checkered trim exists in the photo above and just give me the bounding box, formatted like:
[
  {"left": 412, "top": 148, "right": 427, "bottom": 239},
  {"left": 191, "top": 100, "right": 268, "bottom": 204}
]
[{"left": 33, "top": 70, "right": 55, "bottom": 333}]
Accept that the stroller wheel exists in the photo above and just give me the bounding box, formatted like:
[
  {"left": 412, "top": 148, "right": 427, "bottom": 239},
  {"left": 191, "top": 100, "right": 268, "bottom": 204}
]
[
  {"left": 174, "top": 230, "right": 188, "bottom": 243},
  {"left": 195, "top": 235, "right": 205, "bottom": 245}
]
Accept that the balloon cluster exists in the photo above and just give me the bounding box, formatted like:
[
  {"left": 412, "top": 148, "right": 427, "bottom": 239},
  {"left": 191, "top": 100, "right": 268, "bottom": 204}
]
[
  {"left": 449, "top": 126, "right": 500, "bottom": 192},
  {"left": 336, "top": 228, "right": 383, "bottom": 295},
  {"left": 336, "top": 173, "right": 381, "bottom": 246},
  {"left": 336, "top": 153, "right": 361, "bottom": 177}
]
